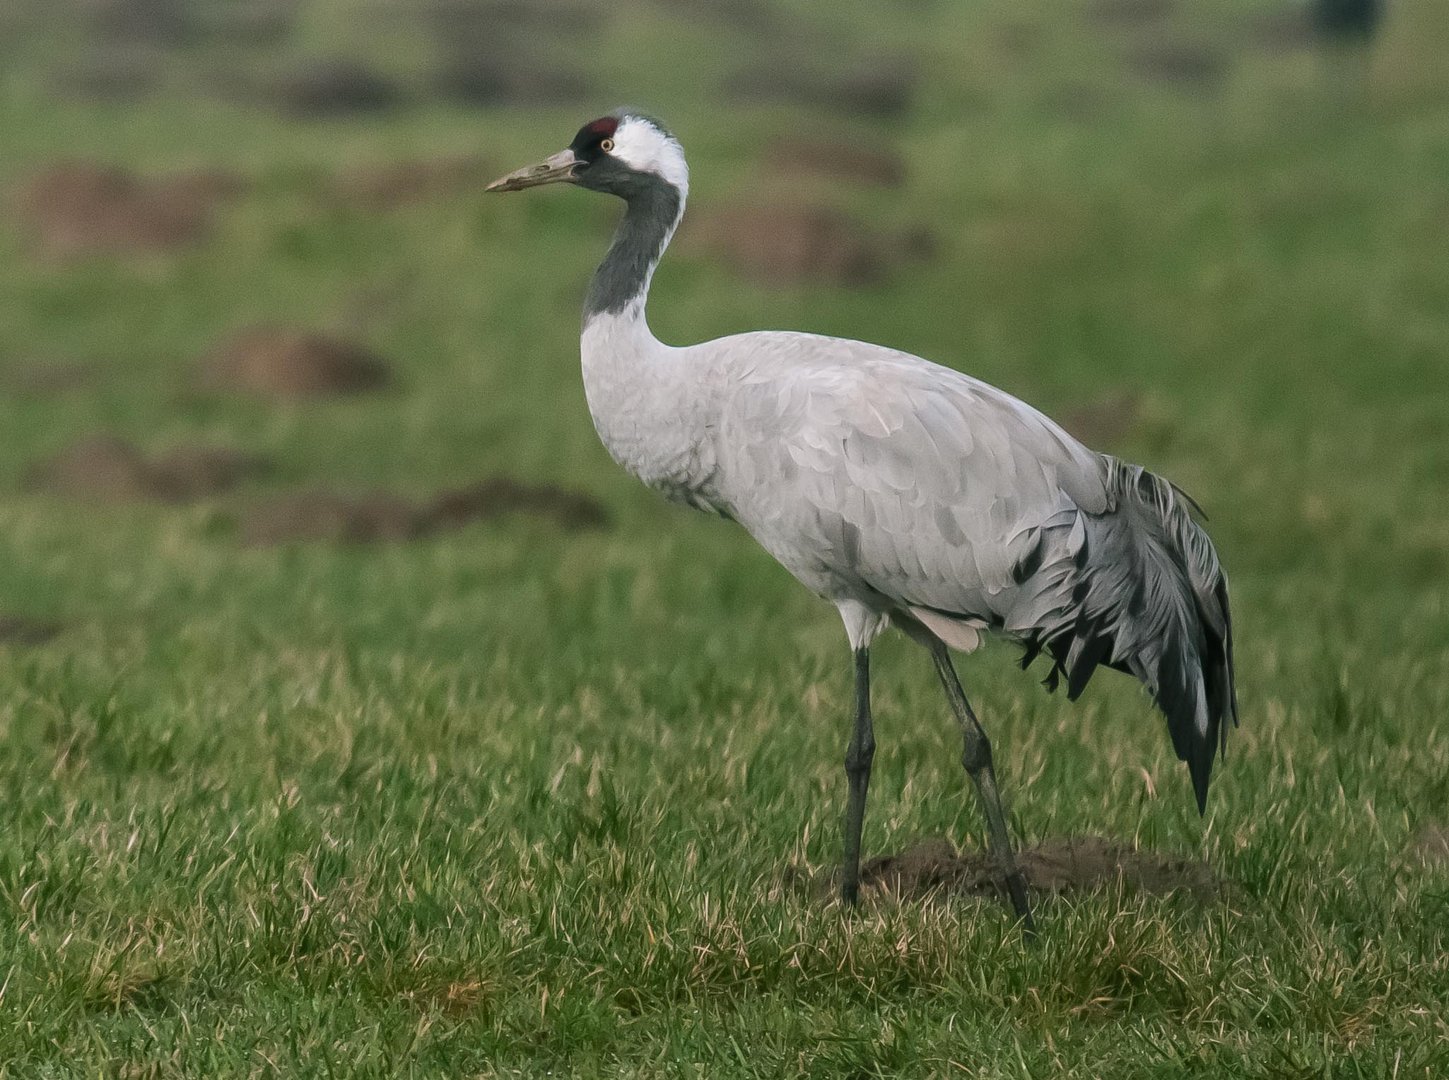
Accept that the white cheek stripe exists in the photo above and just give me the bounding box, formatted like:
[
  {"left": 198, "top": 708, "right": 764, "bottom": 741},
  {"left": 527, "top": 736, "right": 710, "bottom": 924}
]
[{"left": 610, "top": 117, "right": 690, "bottom": 195}]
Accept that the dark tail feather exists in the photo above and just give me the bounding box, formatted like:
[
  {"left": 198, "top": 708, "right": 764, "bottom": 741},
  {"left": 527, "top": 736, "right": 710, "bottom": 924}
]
[{"left": 1019, "top": 461, "right": 1238, "bottom": 812}]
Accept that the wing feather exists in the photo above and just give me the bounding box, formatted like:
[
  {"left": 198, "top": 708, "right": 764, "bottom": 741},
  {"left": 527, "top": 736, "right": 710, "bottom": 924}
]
[{"left": 712, "top": 333, "right": 1109, "bottom": 620}]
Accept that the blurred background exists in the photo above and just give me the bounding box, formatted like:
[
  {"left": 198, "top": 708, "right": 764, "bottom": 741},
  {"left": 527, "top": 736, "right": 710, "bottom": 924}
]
[
  {"left": 0, "top": 0, "right": 1447, "bottom": 722},
  {"left": 4, "top": 2, "right": 1449, "bottom": 1070},
  {"left": 3, "top": 0, "right": 1448, "bottom": 704},
  {"left": 1, "top": 0, "right": 1446, "bottom": 694}
]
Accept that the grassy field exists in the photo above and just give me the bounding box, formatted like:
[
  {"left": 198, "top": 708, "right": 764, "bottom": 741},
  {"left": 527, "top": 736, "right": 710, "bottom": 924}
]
[{"left": 2, "top": 0, "right": 1449, "bottom": 1075}]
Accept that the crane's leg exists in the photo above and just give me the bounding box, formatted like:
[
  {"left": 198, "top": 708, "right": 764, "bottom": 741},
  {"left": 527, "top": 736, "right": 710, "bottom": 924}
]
[
  {"left": 929, "top": 641, "right": 1037, "bottom": 935},
  {"left": 840, "top": 647, "right": 874, "bottom": 905}
]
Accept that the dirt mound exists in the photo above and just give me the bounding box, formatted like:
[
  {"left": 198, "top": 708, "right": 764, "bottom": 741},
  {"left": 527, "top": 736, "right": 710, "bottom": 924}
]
[
  {"left": 238, "top": 477, "right": 609, "bottom": 546},
  {"left": 763, "top": 136, "right": 907, "bottom": 189},
  {"left": 851, "top": 835, "right": 1220, "bottom": 900},
  {"left": 11, "top": 162, "right": 246, "bottom": 258},
  {"left": 426, "top": 478, "right": 609, "bottom": 532},
  {"left": 725, "top": 61, "right": 916, "bottom": 119},
  {"left": 1409, "top": 823, "right": 1449, "bottom": 867},
  {"left": 25, "top": 435, "right": 269, "bottom": 504},
  {"left": 0, "top": 615, "right": 63, "bottom": 648},
  {"left": 239, "top": 491, "right": 423, "bottom": 545},
  {"left": 330, "top": 156, "right": 495, "bottom": 211},
  {"left": 1060, "top": 391, "right": 1142, "bottom": 449},
  {"left": 199, "top": 328, "right": 392, "bottom": 399},
  {"left": 682, "top": 204, "right": 934, "bottom": 287},
  {"left": 267, "top": 58, "right": 404, "bottom": 118}
]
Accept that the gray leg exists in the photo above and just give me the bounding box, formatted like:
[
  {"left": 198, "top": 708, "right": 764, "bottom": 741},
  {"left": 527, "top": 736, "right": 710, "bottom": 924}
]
[
  {"left": 929, "top": 641, "right": 1037, "bottom": 935},
  {"left": 840, "top": 647, "right": 874, "bottom": 905}
]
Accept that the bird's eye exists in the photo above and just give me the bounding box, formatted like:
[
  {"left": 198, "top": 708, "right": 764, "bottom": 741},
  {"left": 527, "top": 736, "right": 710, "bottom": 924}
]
[{"left": 600, "top": 138, "right": 615, "bottom": 153}]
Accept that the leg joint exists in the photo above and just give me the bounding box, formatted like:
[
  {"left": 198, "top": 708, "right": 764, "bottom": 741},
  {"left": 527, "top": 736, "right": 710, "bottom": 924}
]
[
  {"left": 845, "top": 736, "right": 876, "bottom": 774},
  {"left": 961, "top": 729, "right": 992, "bottom": 773}
]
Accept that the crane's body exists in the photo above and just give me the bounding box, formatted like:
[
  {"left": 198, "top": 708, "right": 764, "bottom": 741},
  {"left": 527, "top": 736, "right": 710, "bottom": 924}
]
[{"left": 489, "top": 112, "right": 1238, "bottom": 930}]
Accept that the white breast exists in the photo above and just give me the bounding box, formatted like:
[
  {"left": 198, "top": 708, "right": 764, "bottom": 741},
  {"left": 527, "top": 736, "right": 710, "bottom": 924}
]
[{"left": 580, "top": 308, "right": 722, "bottom": 511}]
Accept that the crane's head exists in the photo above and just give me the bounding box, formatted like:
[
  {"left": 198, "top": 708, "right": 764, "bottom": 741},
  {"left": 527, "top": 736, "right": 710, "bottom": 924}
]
[{"left": 486, "top": 111, "right": 688, "bottom": 201}]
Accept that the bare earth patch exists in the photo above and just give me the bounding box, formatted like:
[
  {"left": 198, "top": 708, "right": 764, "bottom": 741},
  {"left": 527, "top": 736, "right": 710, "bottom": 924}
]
[
  {"left": 11, "top": 162, "right": 246, "bottom": 258},
  {"left": 240, "top": 491, "right": 422, "bottom": 545},
  {"left": 198, "top": 327, "right": 392, "bottom": 399},
  {"left": 0, "top": 615, "right": 63, "bottom": 648},
  {"left": 682, "top": 205, "right": 934, "bottom": 287},
  {"left": 792, "top": 836, "right": 1221, "bottom": 903},
  {"left": 238, "top": 478, "right": 609, "bottom": 546},
  {"left": 25, "top": 435, "right": 269, "bottom": 504},
  {"left": 763, "top": 136, "right": 907, "bottom": 189}
]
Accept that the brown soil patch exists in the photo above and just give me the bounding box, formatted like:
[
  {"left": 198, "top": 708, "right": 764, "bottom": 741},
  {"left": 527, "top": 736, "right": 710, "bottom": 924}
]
[
  {"left": 329, "top": 156, "right": 495, "bottom": 211},
  {"left": 426, "top": 478, "right": 609, "bottom": 533},
  {"left": 0, "top": 615, "right": 63, "bottom": 647},
  {"left": 238, "top": 477, "right": 609, "bottom": 546},
  {"left": 725, "top": 61, "right": 917, "bottom": 119},
  {"left": 1409, "top": 823, "right": 1449, "bottom": 868},
  {"left": 240, "top": 491, "right": 424, "bottom": 545},
  {"left": 763, "top": 136, "right": 907, "bottom": 189},
  {"left": 198, "top": 328, "right": 392, "bottom": 399},
  {"left": 827, "top": 835, "right": 1219, "bottom": 901},
  {"left": 11, "top": 162, "right": 246, "bottom": 259},
  {"left": 1060, "top": 391, "right": 1142, "bottom": 449},
  {"left": 25, "top": 435, "right": 269, "bottom": 504},
  {"left": 267, "top": 58, "right": 404, "bottom": 118},
  {"left": 682, "top": 204, "right": 934, "bottom": 287}
]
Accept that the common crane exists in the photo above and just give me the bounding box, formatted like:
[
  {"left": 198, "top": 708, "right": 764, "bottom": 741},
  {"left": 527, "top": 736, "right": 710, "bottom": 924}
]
[{"left": 487, "top": 112, "right": 1238, "bottom": 931}]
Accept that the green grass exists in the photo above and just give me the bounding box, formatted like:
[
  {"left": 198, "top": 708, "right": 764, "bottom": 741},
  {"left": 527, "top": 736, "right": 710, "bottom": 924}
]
[{"left": 2, "top": 0, "right": 1449, "bottom": 1075}]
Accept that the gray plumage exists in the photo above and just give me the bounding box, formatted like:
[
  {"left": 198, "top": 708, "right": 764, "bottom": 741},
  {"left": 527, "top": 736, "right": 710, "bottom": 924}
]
[{"left": 489, "top": 112, "right": 1239, "bottom": 924}]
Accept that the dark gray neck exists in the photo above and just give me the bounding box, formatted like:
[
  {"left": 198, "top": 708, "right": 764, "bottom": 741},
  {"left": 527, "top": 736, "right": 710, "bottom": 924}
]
[{"left": 583, "top": 179, "right": 682, "bottom": 322}]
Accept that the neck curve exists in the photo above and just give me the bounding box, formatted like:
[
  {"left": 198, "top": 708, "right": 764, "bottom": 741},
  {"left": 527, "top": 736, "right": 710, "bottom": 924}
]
[{"left": 582, "top": 178, "right": 683, "bottom": 327}]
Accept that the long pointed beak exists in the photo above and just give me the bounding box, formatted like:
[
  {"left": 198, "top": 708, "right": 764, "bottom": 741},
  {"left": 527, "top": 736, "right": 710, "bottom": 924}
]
[{"left": 485, "top": 149, "right": 581, "bottom": 193}]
